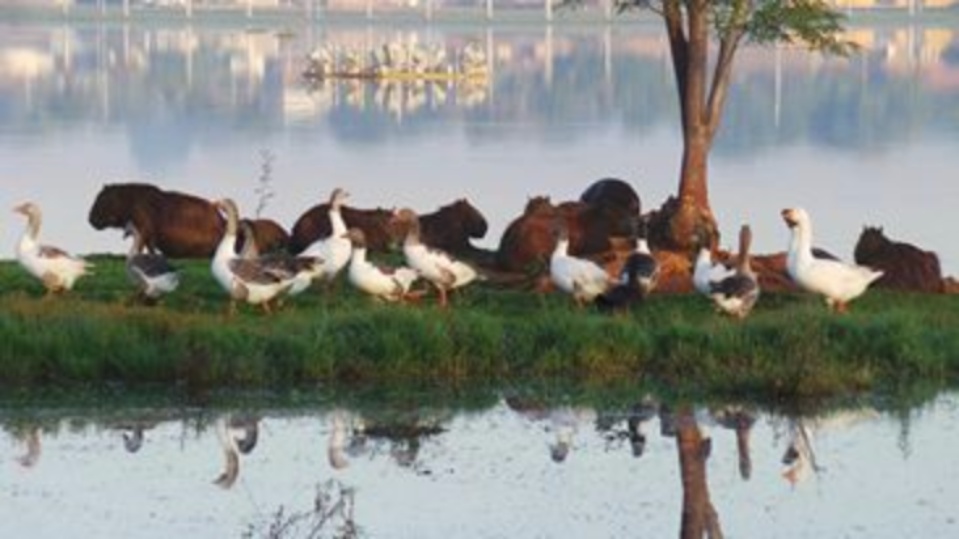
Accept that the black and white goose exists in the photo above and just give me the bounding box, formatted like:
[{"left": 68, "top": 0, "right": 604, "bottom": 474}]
[
  {"left": 124, "top": 222, "right": 179, "bottom": 304},
  {"left": 238, "top": 221, "right": 324, "bottom": 297},
  {"left": 708, "top": 225, "right": 761, "bottom": 319},
  {"left": 211, "top": 198, "right": 301, "bottom": 315},
  {"left": 619, "top": 217, "right": 659, "bottom": 298}
]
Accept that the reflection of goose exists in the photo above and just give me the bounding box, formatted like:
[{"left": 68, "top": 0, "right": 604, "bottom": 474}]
[
  {"left": 328, "top": 409, "right": 350, "bottom": 471},
  {"left": 16, "top": 426, "right": 42, "bottom": 468},
  {"left": 626, "top": 397, "right": 659, "bottom": 458},
  {"left": 712, "top": 406, "right": 756, "bottom": 480},
  {"left": 231, "top": 416, "right": 260, "bottom": 455},
  {"left": 547, "top": 407, "right": 597, "bottom": 464},
  {"left": 781, "top": 421, "right": 817, "bottom": 486},
  {"left": 213, "top": 417, "right": 240, "bottom": 489},
  {"left": 14, "top": 202, "right": 92, "bottom": 295},
  {"left": 390, "top": 437, "right": 421, "bottom": 468},
  {"left": 123, "top": 426, "right": 146, "bottom": 453},
  {"left": 780, "top": 409, "right": 878, "bottom": 486}
]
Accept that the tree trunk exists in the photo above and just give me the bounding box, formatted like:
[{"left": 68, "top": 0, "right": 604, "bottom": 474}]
[
  {"left": 650, "top": 1, "right": 720, "bottom": 254},
  {"left": 676, "top": 408, "right": 724, "bottom": 539}
]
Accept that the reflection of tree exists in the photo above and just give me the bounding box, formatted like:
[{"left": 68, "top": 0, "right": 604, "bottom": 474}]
[
  {"left": 711, "top": 406, "right": 755, "bottom": 481},
  {"left": 674, "top": 407, "right": 723, "bottom": 539}
]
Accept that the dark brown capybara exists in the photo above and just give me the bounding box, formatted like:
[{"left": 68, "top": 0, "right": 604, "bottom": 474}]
[
  {"left": 89, "top": 183, "right": 224, "bottom": 258},
  {"left": 854, "top": 226, "right": 944, "bottom": 293}
]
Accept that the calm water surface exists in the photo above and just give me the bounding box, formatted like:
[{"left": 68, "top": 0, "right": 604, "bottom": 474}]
[
  {"left": 0, "top": 19, "right": 957, "bottom": 273},
  {"left": 0, "top": 392, "right": 957, "bottom": 538}
]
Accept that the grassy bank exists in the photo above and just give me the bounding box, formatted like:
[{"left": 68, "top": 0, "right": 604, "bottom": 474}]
[{"left": 0, "top": 256, "right": 957, "bottom": 399}]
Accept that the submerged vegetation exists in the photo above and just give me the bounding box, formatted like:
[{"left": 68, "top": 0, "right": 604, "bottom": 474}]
[{"left": 0, "top": 256, "right": 957, "bottom": 399}]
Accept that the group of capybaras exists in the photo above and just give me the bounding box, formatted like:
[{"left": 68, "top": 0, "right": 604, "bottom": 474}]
[{"left": 10, "top": 182, "right": 884, "bottom": 317}]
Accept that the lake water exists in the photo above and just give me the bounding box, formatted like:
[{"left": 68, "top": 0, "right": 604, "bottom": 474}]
[
  {"left": 0, "top": 18, "right": 957, "bottom": 275},
  {"left": 0, "top": 391, "right": 957, "bottom": 538}
]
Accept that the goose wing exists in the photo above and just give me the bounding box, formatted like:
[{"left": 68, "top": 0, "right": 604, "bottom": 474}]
[
  {"left": 709, "top": 274, "right": 758, "bottom": 299},
  {"left": 803, "top": 258, "right": 883, "bottom": 293},
  {"left": 130, "top": 253, "right": 177, "bottom": 278},
  {"left": 38, "top": 244, "right": 76, "bottom": 260},
  {"left": 620, "top": 252, "right": 659, "bottom": 284},
  {"left": 229, "top": 258, "right": 292, "bottom": 284}
]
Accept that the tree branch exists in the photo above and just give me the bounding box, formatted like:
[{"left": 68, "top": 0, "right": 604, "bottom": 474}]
[
  {"left": 683, "top": 0, "right": 710, "bottom": 138},
  {"left": 706, "top": 0, "right": 752, "bottom": 142},
  {"left": 663, "top": 0, "right": 689, "bottom": 134}
]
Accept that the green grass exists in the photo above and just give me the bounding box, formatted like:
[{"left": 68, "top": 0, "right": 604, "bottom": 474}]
[{"left": 0, "top": 256, "right": 957, "bottom": 400}]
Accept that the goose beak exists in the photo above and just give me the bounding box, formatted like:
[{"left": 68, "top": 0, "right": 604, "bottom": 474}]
[
  {"left": 13, "top": 203, "right": 28, "bottom": 215},
  {"left": 781, "top": 208, "right": 797, "bottom": 228}
]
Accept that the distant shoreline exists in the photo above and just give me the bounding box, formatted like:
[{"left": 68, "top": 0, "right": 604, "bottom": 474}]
[{"left": 0, "top": 4, "right": 956, "bottom": 29}]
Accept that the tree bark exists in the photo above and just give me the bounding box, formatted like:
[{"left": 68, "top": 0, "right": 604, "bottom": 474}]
[
  {"left": 653, "top": 1, "right": 719, "bottom": 253},
  {"left": 676, "top": 408, "right": 724, "bottom": 539}
]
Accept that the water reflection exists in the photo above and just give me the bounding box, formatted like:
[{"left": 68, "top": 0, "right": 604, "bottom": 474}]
[
  {"left": 1, "top": 392, "right": 957, "bottom": 537},
  {"left": 2, "top": 22, "right": 958, "bottom": 150},
  {"left": 14, "top": 425, "right": 42, "bottom": 468},
  {"left": 213, "top": 414, "right": 259, "bottom": 489}
]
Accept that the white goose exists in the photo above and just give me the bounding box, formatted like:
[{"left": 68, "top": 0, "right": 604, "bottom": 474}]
[
  {"left": 211, "top": 198, "right": 298, "bottom": 315},
  {"left": 549, "top": 223, "right": 613, "bottom": 307},
  {"left": 124, "top": 222, "right": 179, "bottom": 303},
  {"left": 344, "top": 227, "right": 420, "bottom": 302},
  {"left": 301, "top": 188, "right": 353, "bottom": 283},
  {"left": 14, "top": 202, "right": 91, "bottom": 295},
  {"left": 693, "top": 239, "right": 735, "bottom": 297},
  {"left": 708, "top": 225, "right": 760, "bottom": 319},
  {"left": 391, "top": 207, "right": 479, "bottom": 308},
  {"left": 782, "top": 207, "right": 883, "bottom": 313}
]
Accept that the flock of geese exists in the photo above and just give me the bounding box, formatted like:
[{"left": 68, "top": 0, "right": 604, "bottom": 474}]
[
  {"left": 303, "top": 40, "right": 489, "bottom": 80},
  {"left": 11, "top": 190, "right": 884, "bottom": 317},
  {"left": 546, "top": 206, "right": 883, "bottom": 317}
]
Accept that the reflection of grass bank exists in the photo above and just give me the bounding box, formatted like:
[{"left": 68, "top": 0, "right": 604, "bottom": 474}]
[{"left": 0, "top": 257, "right": 957, "bottom": 399}]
